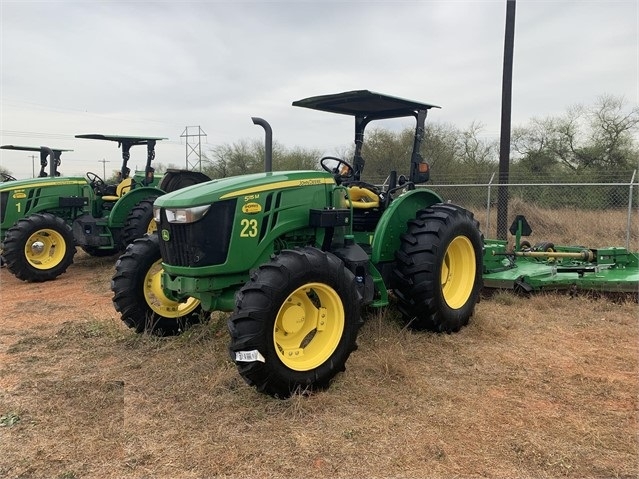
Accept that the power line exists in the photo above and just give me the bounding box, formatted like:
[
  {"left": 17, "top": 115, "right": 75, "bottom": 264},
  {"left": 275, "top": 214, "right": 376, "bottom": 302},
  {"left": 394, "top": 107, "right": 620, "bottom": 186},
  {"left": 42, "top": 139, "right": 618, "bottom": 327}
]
[
  {"left": 98, "top": 158, "right": 110, "bottom": 178},
  {"left": 2, "top": 98, "right": 185, "bottom": 129}
]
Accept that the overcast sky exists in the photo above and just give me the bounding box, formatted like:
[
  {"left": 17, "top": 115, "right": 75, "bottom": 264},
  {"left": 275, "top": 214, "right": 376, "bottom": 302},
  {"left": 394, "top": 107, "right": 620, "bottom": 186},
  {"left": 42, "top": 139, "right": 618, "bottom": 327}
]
[{"left": 1, "top": 0, "right": 637, "bottom": 179}]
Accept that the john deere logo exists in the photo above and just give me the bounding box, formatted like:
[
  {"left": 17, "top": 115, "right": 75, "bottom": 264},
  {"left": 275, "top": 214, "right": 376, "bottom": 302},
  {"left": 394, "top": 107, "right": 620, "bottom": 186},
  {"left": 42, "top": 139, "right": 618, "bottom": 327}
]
[
  {"left": 161, "top": 229, "right": 170, "bottom": 241},
  {"left": 242, "top": 202, "right": 262, "bottom": 214}
]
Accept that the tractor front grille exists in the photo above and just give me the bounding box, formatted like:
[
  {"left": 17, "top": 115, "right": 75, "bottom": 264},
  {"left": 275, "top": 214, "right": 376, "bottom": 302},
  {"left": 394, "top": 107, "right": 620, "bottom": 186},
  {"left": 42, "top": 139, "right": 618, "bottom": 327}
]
[{"left": 158, "top": 199, "right": 236, "bottom": 267}]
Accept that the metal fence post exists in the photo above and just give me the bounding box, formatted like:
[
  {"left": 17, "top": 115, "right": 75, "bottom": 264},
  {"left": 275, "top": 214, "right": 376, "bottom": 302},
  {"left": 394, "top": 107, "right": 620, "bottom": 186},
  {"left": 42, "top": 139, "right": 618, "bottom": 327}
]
[
  {"left": 486, "top": 172, "right": 495, "bottom": 237},
  {"left": 627, "top": 169, "right": 636, "bottom": 250}
]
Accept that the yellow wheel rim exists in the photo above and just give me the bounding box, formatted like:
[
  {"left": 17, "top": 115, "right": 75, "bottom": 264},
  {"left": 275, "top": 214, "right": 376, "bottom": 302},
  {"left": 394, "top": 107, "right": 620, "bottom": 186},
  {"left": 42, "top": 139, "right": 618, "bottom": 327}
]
[
  {"left": 147, "top": 219, "right": 157, "bottom": 235},
  {"left": 143, "top": 259, "right": 200, "bottom": 318},
  {"left": 274, "top": 282, "right": 344, "bottom": 371},
  {"left": 441, "top": 236, "right": 476, "bottom": 309},
  {"left": 24, "top": 228, "right": 67, "bottom": 270}
]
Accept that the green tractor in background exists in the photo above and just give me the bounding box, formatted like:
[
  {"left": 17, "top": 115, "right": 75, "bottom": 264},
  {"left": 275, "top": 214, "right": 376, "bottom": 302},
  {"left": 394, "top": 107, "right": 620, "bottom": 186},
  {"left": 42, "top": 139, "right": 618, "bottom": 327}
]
[
  {"left": 0, "top": 135, "right": 209, "bottom": 282},
  {"left": 111, "top": 90, "right": 484, "bottom": 398}
]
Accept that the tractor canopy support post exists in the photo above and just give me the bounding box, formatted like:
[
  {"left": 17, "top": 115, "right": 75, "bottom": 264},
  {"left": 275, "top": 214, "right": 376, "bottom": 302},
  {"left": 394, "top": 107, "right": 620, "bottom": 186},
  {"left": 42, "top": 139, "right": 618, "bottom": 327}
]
[
  {"left": 144, "top": 140, "right": 156, "bottom": 186},
  {"left": 52, "top": 150, "right": 63, "bottom": 177},
  {"left": 409, "top": 109, "right": 428, "bottom": 185},
  {"left": 119, "top": 141, "right": 132, "bottom": 179},
  {"left": 353, "top": 116, "right": 367, "bottom": 181},
  {"left": 38, "top": 148, "right": 50, "bottom": 177}
]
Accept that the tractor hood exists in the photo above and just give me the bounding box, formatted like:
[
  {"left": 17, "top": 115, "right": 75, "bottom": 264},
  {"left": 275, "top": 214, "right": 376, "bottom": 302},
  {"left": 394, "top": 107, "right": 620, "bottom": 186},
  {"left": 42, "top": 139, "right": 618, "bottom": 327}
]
[
  {"left": 154, "top": 170, "right": 335, "bottom": 208},
  {"left": 154, "top": 169, "right": 338, "bottom": 276},
  {"left": 0, "top": 176, "right": 87, "bottom": 192}
]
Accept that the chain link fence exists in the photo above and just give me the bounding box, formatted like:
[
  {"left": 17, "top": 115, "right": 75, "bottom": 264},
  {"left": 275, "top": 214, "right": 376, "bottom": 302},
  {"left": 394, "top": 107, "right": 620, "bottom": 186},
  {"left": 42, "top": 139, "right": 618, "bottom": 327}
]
[{"left": 417, "top": 171, "right": 638, "bottom": 250}]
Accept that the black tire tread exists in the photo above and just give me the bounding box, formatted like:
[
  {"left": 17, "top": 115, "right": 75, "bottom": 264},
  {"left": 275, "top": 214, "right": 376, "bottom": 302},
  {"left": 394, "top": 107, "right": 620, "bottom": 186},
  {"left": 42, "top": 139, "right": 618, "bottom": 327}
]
[
  {"left": 111, "top": 234, "right": 202, "bottom": 336},
  {"left": 3, "top": 212, "right": 76, "bottom": 282},
  {"left": 228, "top": 247, "right": 361, "bottom": 398},
  {"left": 121, "top": 197, "right": 159, "bottom": 249},
  {"left": 393, "top": 203, "right": 483, "bottom": 332}
]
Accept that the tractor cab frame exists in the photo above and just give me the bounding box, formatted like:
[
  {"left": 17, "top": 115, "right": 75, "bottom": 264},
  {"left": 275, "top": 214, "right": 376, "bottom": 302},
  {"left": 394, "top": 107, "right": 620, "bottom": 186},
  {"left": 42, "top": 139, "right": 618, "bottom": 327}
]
[
  {"left": 293, "top": 90, "right": 439, "bottom": 188},
  {"left": 75, "top": 134, "right": 167, "bottom": 196},
  {"left": 0, "top": 144, "right": 72, "bottom": 178}
]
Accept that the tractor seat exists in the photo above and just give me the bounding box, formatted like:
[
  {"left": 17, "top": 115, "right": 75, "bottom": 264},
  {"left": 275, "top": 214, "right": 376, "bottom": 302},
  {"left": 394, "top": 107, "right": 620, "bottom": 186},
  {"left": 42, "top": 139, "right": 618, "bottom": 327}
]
[
  {"left": 347, "top": 186, "right": 380, "bottom": 209},
  {"left": 102, "top": 177, "right": 133, "bottom": 202}
]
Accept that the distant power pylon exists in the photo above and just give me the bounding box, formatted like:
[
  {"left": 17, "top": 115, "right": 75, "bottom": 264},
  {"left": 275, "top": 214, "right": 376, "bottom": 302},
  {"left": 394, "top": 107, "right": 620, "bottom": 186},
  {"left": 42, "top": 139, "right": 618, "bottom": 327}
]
[{"left": 180, "top": 126, "right": 207, "bottom": 172}]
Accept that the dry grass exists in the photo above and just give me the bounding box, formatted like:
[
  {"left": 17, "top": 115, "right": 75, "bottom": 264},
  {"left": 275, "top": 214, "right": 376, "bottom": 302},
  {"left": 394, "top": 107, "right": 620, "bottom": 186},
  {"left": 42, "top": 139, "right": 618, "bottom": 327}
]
[
  {"left": 474, "top": 197, "right": 638, "bottom": 249},
  {"left": 0, "top": 296, "right": 636, "bottom": 479},
  {"left": 0, "top": 208, "right": 637, "bottom": 479}
]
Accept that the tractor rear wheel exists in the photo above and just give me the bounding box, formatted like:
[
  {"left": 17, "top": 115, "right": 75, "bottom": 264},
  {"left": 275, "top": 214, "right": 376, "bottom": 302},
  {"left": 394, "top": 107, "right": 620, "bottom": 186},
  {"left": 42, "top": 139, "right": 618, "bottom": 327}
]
[
  {"left": 228, "top": 247, "right": 361, "bottom": 398},
  {"left": 111, "top": 234, "right": 202, "bottom": 336},
  {"left": 121, "top": 197, "right": 159, "bottom": 248},
  {"left": 393, "top": 203, "right": 483, "bottom": 332},
  {"left": 3, "top": 213, "right": 76, "bottom": 282}
]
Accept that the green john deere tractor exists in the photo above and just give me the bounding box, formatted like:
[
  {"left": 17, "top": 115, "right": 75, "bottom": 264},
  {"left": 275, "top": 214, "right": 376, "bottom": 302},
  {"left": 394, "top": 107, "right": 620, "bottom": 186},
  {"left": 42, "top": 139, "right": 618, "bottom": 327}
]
[
  {"left": 0, "top": 136, "right": 209, "bottom": 282},
  {"left": 111, "top": 90, "right": 484, "bottom": 397}
]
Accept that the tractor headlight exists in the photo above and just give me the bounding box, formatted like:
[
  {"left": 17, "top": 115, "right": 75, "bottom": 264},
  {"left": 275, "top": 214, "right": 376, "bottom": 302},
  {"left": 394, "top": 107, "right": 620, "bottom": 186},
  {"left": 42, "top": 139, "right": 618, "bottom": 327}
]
[
  {"left": 153, "top": 207, "right": 161, "bottom": 223},
  {"left": 162, "top": 205, "right": 211, "bottom": 224}
]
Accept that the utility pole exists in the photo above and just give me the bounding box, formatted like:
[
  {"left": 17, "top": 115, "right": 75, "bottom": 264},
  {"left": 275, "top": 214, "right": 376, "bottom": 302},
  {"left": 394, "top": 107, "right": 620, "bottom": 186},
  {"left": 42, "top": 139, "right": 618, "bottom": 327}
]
[
  {"left": 181, "top": 126, "right": 207, "bottom": 172},
  {"left": 98, "top": 158, "right": 110, "bottom": 178},
  {"left": 497, "top": 0, "right": 516, "bottom": 240},
  {"left": 29, "top": 154, "right": 36, "bottom": 178}
]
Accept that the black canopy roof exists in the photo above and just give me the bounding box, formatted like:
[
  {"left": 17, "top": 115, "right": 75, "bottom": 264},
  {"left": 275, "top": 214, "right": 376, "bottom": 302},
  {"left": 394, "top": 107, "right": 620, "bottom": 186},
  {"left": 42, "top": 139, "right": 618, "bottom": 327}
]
[
  {"left": 292, "top": 90, "right": 440, "bottom": 120},
  {"left": 75, "top": 134, "right": 167, "bottom": 145},
  {"left": 1, "top": 145, "right": 72, "bottom": 153}
]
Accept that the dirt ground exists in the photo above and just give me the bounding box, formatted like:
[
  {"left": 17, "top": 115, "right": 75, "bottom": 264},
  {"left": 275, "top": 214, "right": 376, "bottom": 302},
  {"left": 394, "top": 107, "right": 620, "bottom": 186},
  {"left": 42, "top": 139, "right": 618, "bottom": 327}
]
[
  {"left": 0, "top": 252, "right": 113, "bottom": 326},
  {"left": 0, "top": 249, "right": 637, "bottom": 479},
  {"left": 0, "top": 252, "right": 116, "bottom": 388}
]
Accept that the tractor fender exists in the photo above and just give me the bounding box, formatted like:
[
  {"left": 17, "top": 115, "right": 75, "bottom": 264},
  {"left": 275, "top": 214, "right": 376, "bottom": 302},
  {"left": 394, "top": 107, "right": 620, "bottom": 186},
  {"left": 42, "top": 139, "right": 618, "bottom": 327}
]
[
  {"left": 107, "top": 187, "right": 165, "bottom": 228},
  {"left": 370, "top": 188, "right": 443, "bottom": 263}
]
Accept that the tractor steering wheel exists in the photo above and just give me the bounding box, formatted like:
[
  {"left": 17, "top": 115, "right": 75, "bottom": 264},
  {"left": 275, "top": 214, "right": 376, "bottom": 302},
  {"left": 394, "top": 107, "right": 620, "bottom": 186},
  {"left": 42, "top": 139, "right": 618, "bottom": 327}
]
[
  {"left": 1, "top": 172, "right": 17, "bottom": 182},
  {"left": 86, "top": 172, "right": 108, "bottom": 195},
  {"left": 320, "top": 156, "right": 354, "bottom": 182}
]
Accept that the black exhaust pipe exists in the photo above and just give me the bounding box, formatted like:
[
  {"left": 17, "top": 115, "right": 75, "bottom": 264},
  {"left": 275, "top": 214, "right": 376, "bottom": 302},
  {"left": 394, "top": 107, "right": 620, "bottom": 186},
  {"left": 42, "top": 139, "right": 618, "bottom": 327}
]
[{"left": 251, "top": 117, "right": 273, "bottom": 172}]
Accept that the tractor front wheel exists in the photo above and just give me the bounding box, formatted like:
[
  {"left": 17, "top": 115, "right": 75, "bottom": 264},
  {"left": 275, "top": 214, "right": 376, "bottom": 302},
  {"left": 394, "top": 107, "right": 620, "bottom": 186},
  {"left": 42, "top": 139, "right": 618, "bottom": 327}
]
[
  {"left": 228, "top": 247, "right": 361, "bottom": 398},
  {"left": 121, "top": 196, "right": 159, "bottom": 248},
  {"left": 3, "top": 213, "right": 76, "bottom": 282},
  {"left": 111, "top": 234, "right": 202, "bottom": 336},
  {"left": 393, "top": 203, "right": 483, "bottom": 332}
]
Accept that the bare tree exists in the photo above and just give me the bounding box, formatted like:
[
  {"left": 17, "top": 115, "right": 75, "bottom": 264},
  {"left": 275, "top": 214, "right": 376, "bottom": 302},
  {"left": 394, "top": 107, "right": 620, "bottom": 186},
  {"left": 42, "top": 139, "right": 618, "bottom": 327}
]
[
  {"left": 458, "top": 122, "right": 498, "bottom": 167},
  {"left": 587, "top": 94, "right": 639, "bottom": 169},
  {"left": 0, "top": 165, "right": 15, "bottom": 181},
  {"left": 512, "top": 95, "right": 638, "bottom": 179},
  {"left": 203, "top": 140, "right": 320, "bottom": 179}
]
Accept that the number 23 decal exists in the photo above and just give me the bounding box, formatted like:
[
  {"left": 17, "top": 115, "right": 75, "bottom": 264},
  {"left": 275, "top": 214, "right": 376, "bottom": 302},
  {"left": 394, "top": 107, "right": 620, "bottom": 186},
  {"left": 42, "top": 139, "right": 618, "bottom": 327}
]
[{"left": 240, "top": 218, "right": 258, "bottom": 238}]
